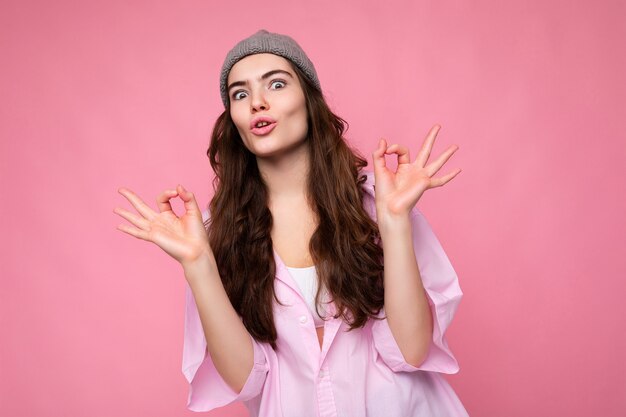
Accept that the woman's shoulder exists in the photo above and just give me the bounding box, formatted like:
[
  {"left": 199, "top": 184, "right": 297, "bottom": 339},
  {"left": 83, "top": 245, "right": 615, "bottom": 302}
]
[
  {"left": 358, "top": 170, "right": 377, "bottom": 219},
  {"left": 358, "top": 170, "right": 376, "bottom": 198},
  {"left": 201, "top": 205, "right": 211, "bottom": 232},
  {"left": 201, "top": 171, "right": 387, "bottom": 220}
]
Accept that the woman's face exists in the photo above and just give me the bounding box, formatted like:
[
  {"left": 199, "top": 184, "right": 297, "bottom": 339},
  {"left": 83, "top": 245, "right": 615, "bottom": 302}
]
[{"left": 227, "top": 53, "right": 309, "bottom": 160}]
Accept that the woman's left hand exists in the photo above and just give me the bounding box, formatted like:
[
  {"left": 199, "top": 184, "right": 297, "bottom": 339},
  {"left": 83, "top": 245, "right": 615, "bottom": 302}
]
[{"left": 372, "top": 124, "right": 461, "bottom": 217}]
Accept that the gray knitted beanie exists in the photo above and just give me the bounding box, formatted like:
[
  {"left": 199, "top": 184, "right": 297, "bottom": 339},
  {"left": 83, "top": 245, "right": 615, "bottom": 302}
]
[{"left": 219, "top": 29, "right": 321, "bottom": 107}]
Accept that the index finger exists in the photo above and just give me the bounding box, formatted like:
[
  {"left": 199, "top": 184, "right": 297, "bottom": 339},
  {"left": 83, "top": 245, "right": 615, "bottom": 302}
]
[
  {"left": 118, "top": 187, "right": 157, "bottom": 221},
  {"left": 385, "top": 143, "right": 411, "bottom": 165},
  {"left": 156, "top": 189, "right": 178, "bottom": 213}
]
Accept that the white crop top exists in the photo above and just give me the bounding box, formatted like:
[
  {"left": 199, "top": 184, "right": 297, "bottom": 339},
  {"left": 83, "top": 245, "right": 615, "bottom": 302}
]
[{"left": 285, "top": 265, "right": 327, "bottom": 328}]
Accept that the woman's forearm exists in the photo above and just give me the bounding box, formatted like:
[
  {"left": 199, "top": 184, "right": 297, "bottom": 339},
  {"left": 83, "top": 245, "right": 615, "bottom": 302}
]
[
  {"left": 378, "top": 212, "right": 433, "bottom": 367},
  {"left": 184, "top": 252, "right": 253, "bottom": 394}
]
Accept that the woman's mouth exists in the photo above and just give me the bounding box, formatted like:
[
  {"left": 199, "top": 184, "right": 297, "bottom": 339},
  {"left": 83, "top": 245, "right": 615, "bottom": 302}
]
[{"left": 251, "top": 121, "right": 277, "bottom": 136}]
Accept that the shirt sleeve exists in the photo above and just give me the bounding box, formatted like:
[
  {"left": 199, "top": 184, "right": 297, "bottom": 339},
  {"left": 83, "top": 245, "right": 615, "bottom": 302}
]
[
  {"left": 182, "top": 209, "right": 270, "bottom": 411},
  {"left": 182, "top": 282, "right": 270, "bottom": 411},
  {"left": 371, "top": 206, "right": 463, "bottom": 374}
]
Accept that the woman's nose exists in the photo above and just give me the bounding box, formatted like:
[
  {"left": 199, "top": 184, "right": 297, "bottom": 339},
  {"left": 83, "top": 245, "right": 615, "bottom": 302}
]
[{"left": 250, "top": 89, "right": 269, "bottom": 112}]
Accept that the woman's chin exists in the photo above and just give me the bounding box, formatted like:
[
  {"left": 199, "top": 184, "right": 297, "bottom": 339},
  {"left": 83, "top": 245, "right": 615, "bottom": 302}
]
[{"left": 247, "top": 139, "right": 308, "bottom": 161}]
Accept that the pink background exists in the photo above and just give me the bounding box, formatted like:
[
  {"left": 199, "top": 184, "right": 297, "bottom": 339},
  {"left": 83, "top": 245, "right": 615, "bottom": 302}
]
[{"left": 1, "top": 0, "right": 625, "bottom": 416}]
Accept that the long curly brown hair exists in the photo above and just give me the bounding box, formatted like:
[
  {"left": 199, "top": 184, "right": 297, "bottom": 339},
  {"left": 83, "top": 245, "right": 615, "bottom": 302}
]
[{"left": 206, "top": 62, "right": 384, "bottom": 350}]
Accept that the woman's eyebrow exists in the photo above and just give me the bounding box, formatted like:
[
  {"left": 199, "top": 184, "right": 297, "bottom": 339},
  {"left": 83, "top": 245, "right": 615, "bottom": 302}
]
[{"left": 227, "top": 69, "right": 294, "bottom": 92}]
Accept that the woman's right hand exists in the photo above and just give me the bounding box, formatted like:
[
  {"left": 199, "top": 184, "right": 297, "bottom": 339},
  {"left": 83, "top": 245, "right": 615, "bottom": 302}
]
[{"left": 114, "top": 184, "right": 212, "bottom": 267}]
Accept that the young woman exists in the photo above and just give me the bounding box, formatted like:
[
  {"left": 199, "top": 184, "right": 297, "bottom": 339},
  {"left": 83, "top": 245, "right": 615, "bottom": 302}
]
[{"left": 115, "top": 29, "right": 468, "bottom": 417}]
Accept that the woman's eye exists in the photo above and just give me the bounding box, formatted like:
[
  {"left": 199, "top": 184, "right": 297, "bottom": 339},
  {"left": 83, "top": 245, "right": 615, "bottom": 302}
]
[
  {"left": 271, "top": 80, "right": 286, "bottom": 89},
  {"left": 231, "top": 80, "right": 285, "bottom": 101}
]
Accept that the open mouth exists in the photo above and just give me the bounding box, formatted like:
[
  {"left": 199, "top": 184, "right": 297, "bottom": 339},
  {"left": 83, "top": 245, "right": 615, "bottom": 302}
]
[{"left": 251, "top": 121, "right": 277, "bottom": 136}]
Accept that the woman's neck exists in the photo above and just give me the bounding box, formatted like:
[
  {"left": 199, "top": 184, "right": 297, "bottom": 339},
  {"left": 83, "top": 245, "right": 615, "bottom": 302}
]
[{"left": 257, "top": 145, "right": 310, "bottom": 202}]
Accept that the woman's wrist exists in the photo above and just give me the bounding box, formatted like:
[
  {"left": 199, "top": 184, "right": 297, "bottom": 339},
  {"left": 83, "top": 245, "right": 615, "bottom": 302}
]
[
  {"left": 376, "top": 209, "right": 413, "bottom": 237},
  {"left": 182, "top": 249, "right": 218, "bottom": 283}
]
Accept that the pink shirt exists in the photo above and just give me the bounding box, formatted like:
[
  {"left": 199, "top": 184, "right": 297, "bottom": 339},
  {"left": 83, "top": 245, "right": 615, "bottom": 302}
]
[{"left": 182, "top": 171, "right": 468, "bottom": 416}]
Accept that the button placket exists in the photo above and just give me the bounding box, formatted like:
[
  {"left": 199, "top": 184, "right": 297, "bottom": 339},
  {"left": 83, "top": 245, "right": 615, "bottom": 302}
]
[{"left": 316, "top": 366, "right": 338, "bottom": 417}]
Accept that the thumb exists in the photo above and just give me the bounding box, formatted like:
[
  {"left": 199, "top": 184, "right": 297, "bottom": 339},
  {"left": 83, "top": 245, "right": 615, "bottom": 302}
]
[
  {"left": 177, "top": 184, "right": 200, "bottom": 213},
  {"left": 372, "top": 138, "right": 387, "bottom": 175}
]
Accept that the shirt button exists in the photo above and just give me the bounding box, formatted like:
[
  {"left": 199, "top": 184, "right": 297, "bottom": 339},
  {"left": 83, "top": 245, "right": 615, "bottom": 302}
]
[
  {"left": 319, "top": 369, "right": 327, "bottom": 378},
  {"left": 299, "top": 315, "right": 307, "bottom": 324}
]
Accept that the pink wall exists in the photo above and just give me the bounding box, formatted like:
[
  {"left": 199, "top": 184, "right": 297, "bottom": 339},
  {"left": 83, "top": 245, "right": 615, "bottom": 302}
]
[{"left": 1, "top": 0, "right": 625, "bottom": 416}]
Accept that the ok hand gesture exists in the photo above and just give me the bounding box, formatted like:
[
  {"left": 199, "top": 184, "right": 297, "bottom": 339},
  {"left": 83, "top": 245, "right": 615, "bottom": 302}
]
[
  {"left": 372, "top": 124, "right": 461, "bottom": 217},
  {"left": 114, "top": 184, "right": 212, "bottom": 266}
]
